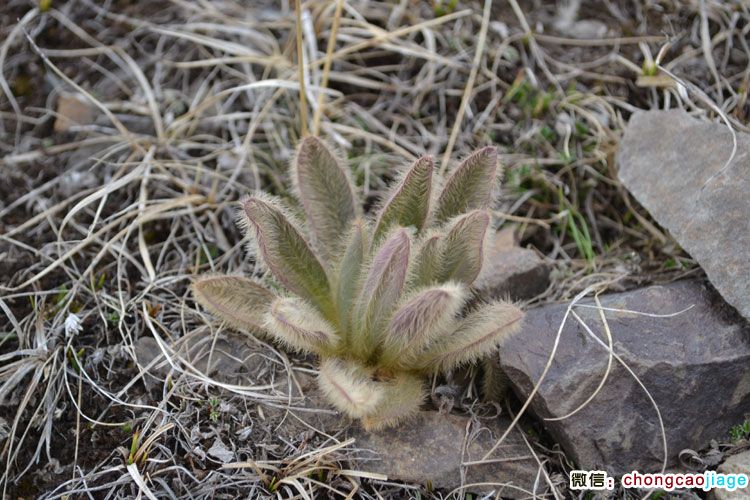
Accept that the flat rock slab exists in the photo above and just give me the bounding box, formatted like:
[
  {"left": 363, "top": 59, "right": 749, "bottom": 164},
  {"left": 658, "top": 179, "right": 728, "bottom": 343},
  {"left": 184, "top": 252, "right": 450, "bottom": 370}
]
[
  {"left": 618, "top": 109, "right": 750, "bottom": 319},
  {"left": 495, "top": 280, "right": 750, "bottom": 476},
  {"left": 350, "top": 412, "right": 541, "bottom": 498}
]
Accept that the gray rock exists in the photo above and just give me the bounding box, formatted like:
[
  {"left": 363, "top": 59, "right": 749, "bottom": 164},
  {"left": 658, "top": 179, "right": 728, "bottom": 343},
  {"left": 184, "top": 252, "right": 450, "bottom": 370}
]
[
  {"left": 206, "top": 438, "right": 235, "bottom": 463},
  {"left": 617, "top": 110, "right": 750, "bottom": 320},
  {"left": 714, "top": 450, "right": 750, "bottom": 500},
  {"left": 135, "top": 332, "right": 270, "bottom": 383},
  {"left": 476, "top": 230, "right": 550, "bottom": 301},
  {"left": 350, "top": 412, "right": 542, "bottom": 497},
  {"left": 495, "top": 280, "right": 750, "bottom": 476}
]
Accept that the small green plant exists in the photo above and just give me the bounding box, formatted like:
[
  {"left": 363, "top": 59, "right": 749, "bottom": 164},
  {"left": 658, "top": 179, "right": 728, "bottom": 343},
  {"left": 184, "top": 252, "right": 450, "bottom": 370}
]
[
  {"left": 207, "top": 397, "right": 221, "bottom": 422},
  {"left": 641, "top": 60, "right": 658, "bottom": 77},
  {"left": 106, "top": 310, "right": 120, "bottom": 325},
  {"left": 506, "top": 76, "right": 555, "bottom": 118},
  {"left": 66, "top": 346, "right": 85, "bottom": 373},
  {"left": 192, "top": 138, "right": 524, "bottom": 430},
  {"left": 127, "top": 428, "right": 141, "bottom": 466},
  {"left": 729, "top": 419, "right": 750, "bottom": 442},
  {"left": 558, "top": 189, "right": 595, "bottom": 268},
  {"left": 433, "top": 0, "right": 458, "bottom": 17}
]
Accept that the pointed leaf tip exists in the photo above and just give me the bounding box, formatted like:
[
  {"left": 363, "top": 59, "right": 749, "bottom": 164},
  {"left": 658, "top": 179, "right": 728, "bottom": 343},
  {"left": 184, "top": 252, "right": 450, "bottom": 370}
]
[
  {"left": 418, "top": 300, "right": 524, "bottom": 372},
  {"left": 381, "top": 283, "right": 467, "bottom": 365},
  {"left": 294, "top": 137, "right": 358, "bottom": 259},
  {"left": 439, "top": 209, "right": 491, "bottom": 285},
  {"left": 435, "top": 146, "right": 498, "bottom": 223},
  {"left": 242, "top": 196, "right": 332, "bottom": 312},
  {"left": 192, "top": 275, "right": 274, "bottom": 333},
  {"left": 374, "top": 155, "right": 434, "bottom": 240}
]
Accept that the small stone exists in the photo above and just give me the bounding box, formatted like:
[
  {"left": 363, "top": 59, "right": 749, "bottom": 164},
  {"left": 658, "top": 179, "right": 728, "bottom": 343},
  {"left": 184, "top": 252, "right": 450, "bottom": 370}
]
[
  {"left": 495, "top": 280, "right": 750, "bottom": 476},
  {"left": 561, "top": 19, "right": 608, "bottom": 39},
  {"left": 207, "top": 438, "right": 234, "bottom": 463},
  {"left": 713, "top": 450, "right": 750, "bottom": 500},
  {"left": 617, "top": 109, "right": 750, "bottom": 320},
  {"left": 53, "top": 94, "right": 96, "bottom": 132},
  {"left": 552, "top": 3, "right": 608, "bottom": 39},
  {"left": 350, "top": 412, "right": 541, "bottom": 497},
  {"left": 475, "top": 231, "right": 549, "bottom": 301}
]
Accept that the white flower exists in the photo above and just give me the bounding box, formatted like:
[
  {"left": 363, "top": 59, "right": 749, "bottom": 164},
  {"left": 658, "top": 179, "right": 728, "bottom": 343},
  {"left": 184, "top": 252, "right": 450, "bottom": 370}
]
[{"left": 64, "top": 313, "right": 82, "bottom": 338}]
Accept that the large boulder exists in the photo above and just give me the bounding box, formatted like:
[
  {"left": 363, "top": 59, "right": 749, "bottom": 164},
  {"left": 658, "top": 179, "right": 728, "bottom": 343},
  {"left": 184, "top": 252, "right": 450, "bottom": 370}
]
[
  {"left": 350, "top": 411, "right": 542, "bottom": 497},
  {"left": 494, "top": 280, "right": 750, "bottom": 476},
  {"left": 618, "top": 109, "right": 750, "bottom": 320}
]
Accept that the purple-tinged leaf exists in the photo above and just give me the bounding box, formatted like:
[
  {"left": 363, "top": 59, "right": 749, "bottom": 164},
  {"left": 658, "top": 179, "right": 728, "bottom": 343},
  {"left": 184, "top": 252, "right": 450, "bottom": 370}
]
[
  {"left": 417, "top": 300, "right": 524, "bottom": 372},
  {"left": 334, "top": 219, "right": 369, "bottom": 335},
  {"left": 352, "top": 228, "right": 411, "bottom": 357},
  {"left": 434, "top": 146, "right": 498, "bottom": 223},
  {"left": 265, "top": 297, "right": 338, "bottom": 354},
  {"left": 241, "top": 195, "right": 332, "bottom": 315},
  {"left": 317, "top": 358, "right": 384, "bottom": 418},
  {"left": 380, "top": 283, "right": 467, "bottom": 366},
  {"left": 438, "top": 209, "right": 490, "bottom": 285},
  {"left": 293, "top": 137, "right": 359, "bottom": 259},
  {"left": 373, "top": 156, "right": 433, "bottom": 241},
  {"left": 192, "top": 275, "right": 274, "bottom": 334}
]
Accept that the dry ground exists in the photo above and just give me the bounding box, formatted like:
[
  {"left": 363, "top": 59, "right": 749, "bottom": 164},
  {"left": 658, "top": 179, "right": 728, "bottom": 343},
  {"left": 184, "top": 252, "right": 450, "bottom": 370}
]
[{"left": 1, "top": 0, "right": 748, "bottom": 497}]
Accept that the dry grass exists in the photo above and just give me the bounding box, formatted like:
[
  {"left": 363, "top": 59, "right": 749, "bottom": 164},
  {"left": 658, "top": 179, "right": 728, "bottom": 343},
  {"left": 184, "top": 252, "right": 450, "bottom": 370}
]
[{"left": 1, "top": 0, "right": 748, "bottom": 497}]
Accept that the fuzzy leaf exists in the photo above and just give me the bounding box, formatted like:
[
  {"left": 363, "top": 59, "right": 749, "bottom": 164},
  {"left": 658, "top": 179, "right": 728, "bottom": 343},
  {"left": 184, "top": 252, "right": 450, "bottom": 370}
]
[
  {"left": 242, "top": 195, "right": 332, "bottom": 314},
  {"left": 410, "top": 232, "right": 443, "bottom": 288},
  {"left": 361, "top": 372, "right": 425, "bottom": 431},
  {"left": 318, "top": 358, "right": 384, "bottom": 418},
  {"left": 438, "top": 209, "right": 490, "bottom": 285},
  {"left": 417, "top": 300, "right": 524, "bottom": 372},
  {"left": 265, "top": 297, "right": 338, "bottom": 354},
  {"left": 434, "top": 146, "right": 498, "bottom": 223},
  {"left": 335, "top": 219, "right": 369, "bottom": 336},
  {"left": 373, "top": 156, "right": 433, "bottom": 241},
  {"left": 293, "top": 137, "right": 359, "bottom": 259},
  {"left": 352, "top": 228, "right": 411, "bottom": 357},
  {"left": 192, "top": 276, "right": 274, "bottom": 333},
  {"left": 380, "top": 283, "right": 467, "bottom": 366}
]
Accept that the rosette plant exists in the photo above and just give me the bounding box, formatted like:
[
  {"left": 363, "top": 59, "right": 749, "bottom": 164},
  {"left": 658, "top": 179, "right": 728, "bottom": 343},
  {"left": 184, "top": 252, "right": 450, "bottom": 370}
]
[{"left": 192, "top": 137, "right": 524, "bottom": 430}]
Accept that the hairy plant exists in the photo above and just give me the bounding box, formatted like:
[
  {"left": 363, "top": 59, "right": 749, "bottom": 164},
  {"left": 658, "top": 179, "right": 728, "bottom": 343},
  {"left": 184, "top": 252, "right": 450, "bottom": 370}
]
[{"left": 193, "top": 137, "right": 524, "bottom": 430}]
